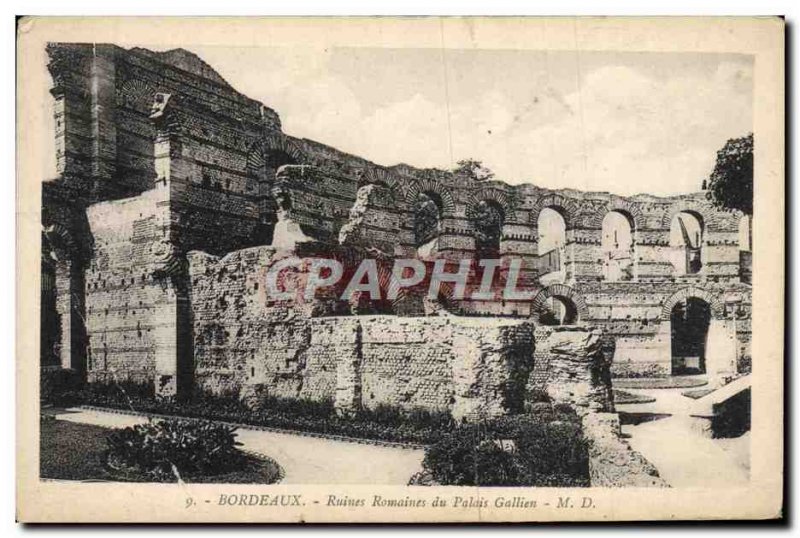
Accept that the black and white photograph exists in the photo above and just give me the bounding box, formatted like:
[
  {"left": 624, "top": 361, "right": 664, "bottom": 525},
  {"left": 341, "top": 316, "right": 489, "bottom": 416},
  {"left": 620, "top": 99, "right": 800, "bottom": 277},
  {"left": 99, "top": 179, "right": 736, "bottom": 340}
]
[{"left": 15, "top": 16, "right": 784, "bottom": 523}]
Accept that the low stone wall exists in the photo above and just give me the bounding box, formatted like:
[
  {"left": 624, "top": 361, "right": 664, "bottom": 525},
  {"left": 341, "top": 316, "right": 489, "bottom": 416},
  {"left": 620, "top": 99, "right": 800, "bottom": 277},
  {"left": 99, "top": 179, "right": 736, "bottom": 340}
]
[
  {"left": 84, "top": 189, "right": 183, "bottom": 390},
  {"left": 187, "top": 246, "right": 615, "bottom": 420},
  {"left": 529, "top": 326, "right": 615, "bottom": 414},
  {"left": 582, "top": 413, "right": 669, "bottom": 487}
]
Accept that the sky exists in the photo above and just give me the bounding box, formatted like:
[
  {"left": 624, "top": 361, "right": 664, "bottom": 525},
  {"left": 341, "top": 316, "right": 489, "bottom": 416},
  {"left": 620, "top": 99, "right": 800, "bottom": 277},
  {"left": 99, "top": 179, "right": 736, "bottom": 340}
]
[{"left": 44, "top": 45, "right": 753, "bottom": 196}]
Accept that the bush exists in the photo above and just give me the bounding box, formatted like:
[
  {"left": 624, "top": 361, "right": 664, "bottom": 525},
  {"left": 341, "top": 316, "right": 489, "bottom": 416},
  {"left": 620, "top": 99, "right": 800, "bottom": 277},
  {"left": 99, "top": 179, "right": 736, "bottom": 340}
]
[
  {"left": 737, "top": 354, "right": 752, "bottom": 375},
  {"left": 421, "top": 411, "right": 590, "bottom": 487},
  {"left": 40, "top": 368, "right": 84, "bottom": 406},
  {"left": 86, "top": 379, "right": 155, "bottom": 404},
  {"left": 79, "top": 383, "right": 455, "bottom": 445},
  {"left": 106, "top": 419, "right": 244, "bottom": 481},
  {"left": 423, "top": 427, "right": 521, "bottom": 486}
]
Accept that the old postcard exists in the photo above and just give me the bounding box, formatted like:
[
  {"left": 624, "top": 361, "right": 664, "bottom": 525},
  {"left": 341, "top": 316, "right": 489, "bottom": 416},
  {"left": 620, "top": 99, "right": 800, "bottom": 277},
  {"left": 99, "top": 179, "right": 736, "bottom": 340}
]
[{"left": 16, "top": 16, "right": 784, "bottom": 523}]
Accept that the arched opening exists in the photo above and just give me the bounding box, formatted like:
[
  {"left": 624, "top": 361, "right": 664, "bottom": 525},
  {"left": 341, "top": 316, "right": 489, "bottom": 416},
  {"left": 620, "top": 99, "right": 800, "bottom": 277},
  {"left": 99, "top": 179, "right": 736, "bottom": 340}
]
[
  {"left": 254, "top": 149, "right": 297, "bottom": 186},
  {"left": 251, "top": 148, "right": 298, "bottom": 245},
  {"left": 669, "top": 211, "right": 704, "bottom": 275},
  {"left": 538, "top": 207, "right": 566, "bottom": 254},
  {"left": 413, "top": 192, "right": 443, "bottom": 256},
  {"left": 472, "top": 200, "right": 505, "bottom": 258},
  {"left": 537, "top": 207, "right": 567, "bottom": 275},
  {"left": 602, "top": 210, "right": 635, "bottom": 281},
  {"left": 539, "top": 295, "right": 579, "bottom": 326},
  {"left": 670, "top": 297, "right": 711, "bottom": 375},
  {"left": 40, "top": 235, "right": 60, "bottom": 368}
]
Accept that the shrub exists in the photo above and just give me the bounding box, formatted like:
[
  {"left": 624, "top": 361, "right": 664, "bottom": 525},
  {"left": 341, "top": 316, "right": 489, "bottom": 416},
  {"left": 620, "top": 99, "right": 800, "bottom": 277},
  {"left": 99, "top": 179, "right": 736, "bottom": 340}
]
[
  {"left": 526, "top": 389, "right": 551, "bottom": 404},
  {"left": 106, "top": 419, "right": 244, "bottom": 482},
  {"left": 40, "top": 368, "right": 84, "bottom": 406},
  {"left": 737, "top": 354, "right": 752, "bottom": 375},
  {"left": 87, "top": 379, "right": 155, "bottom": 403},
  {"left": 80, "top": 384, "right": 455, "bottom": 445},
  {"left": 422, "top": 426, "right": 521, "bottom": 486},
  {"left": 421, "top": 412, "right": 590, "bottom": 487}
]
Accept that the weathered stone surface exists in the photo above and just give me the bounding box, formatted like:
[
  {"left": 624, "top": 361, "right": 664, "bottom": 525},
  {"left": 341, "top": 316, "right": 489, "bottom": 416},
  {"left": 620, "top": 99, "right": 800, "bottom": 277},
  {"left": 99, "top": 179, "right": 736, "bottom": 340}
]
[
  {"left": 41, "top": 42, "right": 751, "bottom": 406},
  {"left": 186, "top": 244, "right": 616, "bottom": 422},
  {"left": 451, "top": 319, "right": 536, "bottom": 421},
  {"left": 529, "top": 326, "right": 615, "bottom": 414},
  {"left": 583, "top": 413, "right": 670, "bottom": 487}
]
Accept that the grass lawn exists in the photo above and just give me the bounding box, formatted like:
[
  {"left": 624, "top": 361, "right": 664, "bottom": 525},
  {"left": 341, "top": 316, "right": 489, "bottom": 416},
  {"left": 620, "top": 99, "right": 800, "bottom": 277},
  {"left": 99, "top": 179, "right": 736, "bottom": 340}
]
[
  {"left": 681, "top": 388, "right": 716, "bottom": 400},
  {"left": 613, "top": 389, "right": 656, "bottom": 405},
  {"left": 40, "top": 418, "right": 281, "bottom": 484},
  {"left": 614, "top": 376, "right": 708, "bottom": 390},
  {"left": 40, "top": 419, "right": 112, "bottom": 481}
]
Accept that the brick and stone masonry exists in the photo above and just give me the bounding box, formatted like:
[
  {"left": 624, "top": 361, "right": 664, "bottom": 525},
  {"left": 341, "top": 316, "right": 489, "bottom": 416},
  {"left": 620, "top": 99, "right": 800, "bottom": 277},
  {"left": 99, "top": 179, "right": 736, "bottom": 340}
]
[{"left": 41, "top": 44, "right": 752, "bottom": 423}]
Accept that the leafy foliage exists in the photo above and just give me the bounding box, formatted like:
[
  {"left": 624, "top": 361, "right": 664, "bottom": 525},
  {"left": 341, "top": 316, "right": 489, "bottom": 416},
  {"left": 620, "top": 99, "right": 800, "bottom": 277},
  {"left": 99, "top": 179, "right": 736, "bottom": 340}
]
[
  {"left": 413, "top": 193, "right": 441, "bottom": 246},
  {"left": 453, "top": 159, "right": 495, "bottom": 182},
  {"left": 106, "top": 419, "right": 244, "bottom": 481},
  {"left": 471, "top": 200, "right": 504, "bottom": 258},
  {"left": 421, "top": 408, "right": 590, "bottom": 487},
  {"left": 77, "top": 382, "right": 455, "bottom": 445},
  {"left": 40, "top": 368, "right": 84, "bottom": 406},
  {"left": 706, "top": 133, "right": 753, "bottom": 215}
]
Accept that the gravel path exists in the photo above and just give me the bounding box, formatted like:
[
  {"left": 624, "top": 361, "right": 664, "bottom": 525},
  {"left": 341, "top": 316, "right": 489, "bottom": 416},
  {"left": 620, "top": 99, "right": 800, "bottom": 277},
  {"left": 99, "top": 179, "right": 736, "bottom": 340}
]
[
  {"left": 51, "top": 407, "right": 424, "bottom": 485},
  {"left": 617, "top": 386, "right": 750, "bottom": 488}
]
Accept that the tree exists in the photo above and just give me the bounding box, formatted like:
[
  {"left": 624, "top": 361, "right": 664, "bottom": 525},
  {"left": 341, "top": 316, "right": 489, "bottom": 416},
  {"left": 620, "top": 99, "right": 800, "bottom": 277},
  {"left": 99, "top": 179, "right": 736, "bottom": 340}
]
[
  {"left": 453, "top": 159, "right": 494, "bottom": 182},
  {"left": 705, "top": 133, "right": 753, "bottom": 215},
  {"left": 413, "top": 193, "right": 441, "bottom": 246},
  {"left": 472, "top": 200, "right": 504, "bottom": 258}
]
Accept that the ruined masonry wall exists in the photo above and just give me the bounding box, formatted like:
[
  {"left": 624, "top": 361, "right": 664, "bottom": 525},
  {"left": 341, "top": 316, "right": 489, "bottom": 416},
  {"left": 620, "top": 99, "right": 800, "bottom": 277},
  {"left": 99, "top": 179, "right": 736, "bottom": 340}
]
[
  {"left": 84, "top": 189, "right": 174, "bottom": 385},
  {"left": 187, "top": 246, "right": 610, "bottom": 419}
]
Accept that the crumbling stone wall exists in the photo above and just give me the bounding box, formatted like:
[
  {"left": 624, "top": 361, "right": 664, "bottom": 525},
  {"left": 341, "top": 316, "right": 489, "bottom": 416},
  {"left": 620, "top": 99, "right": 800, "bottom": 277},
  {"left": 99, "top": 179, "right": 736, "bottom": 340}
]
[
  {"left": 186, "top": 247, "right": 614, "bottom": 420},
  {"left": 42, "top": 43, "right": 752, "bottom": 392},
  {"left": 583, "top": 413, "right": 669, "bottom": 487},
  {"left": 529, "top": 326, "right": 615, "bottom": 414},
  {"left": 359, "top": 318, "right": 456, "bottom": 412},
  {"left": 579, "top": 280, "right": 752, "bottom": 377},
  {"left": 84, "top": 188, "right": 184, "bottom": 388}
]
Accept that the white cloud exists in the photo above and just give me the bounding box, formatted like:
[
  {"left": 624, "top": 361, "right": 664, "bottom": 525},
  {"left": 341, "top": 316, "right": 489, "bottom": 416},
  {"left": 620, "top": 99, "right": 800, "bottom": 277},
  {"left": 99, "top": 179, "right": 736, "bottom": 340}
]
[
  {"left": 280, "top": 59, "right": 749, "bottom": 196},
  {"left": 187, "top": 48, "right": 754, "bottom": 196}
]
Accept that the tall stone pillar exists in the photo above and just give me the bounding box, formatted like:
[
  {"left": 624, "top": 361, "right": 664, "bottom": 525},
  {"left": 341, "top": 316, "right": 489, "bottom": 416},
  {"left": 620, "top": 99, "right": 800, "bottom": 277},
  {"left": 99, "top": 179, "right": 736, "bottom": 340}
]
[
  {"left": 54, "top": 258, "right": 85, "bottom": 371},
  {"left": 149, "top": 93, "right": 193, "bottom": 398},
  {"left": 333, "top": 319, "right": 363, "bottom": 414},
  {"left": 89, "top": 46, "right": 117, "bottom": 187},
  {"left": 45, "top": 223, "right": 86, "bottom": 374},
  {"left": 706, "top": 318, "right": 737, "bottom": 383},
  {"left": 499, "top": 219, "right": 538, "bottom": 313}
]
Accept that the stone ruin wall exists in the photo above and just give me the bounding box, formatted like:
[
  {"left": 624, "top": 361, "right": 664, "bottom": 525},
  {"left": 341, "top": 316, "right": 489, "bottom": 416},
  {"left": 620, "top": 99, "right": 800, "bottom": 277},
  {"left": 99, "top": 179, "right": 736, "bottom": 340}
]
[
  {"left": 41, "top": 43, "right": 752, "bottom": 402},
  {"left": 185, "top": 246, "right": 614, "bottom": 419},
  {"left": 272, "top": 167, "right": 753, "bottom": 378}
]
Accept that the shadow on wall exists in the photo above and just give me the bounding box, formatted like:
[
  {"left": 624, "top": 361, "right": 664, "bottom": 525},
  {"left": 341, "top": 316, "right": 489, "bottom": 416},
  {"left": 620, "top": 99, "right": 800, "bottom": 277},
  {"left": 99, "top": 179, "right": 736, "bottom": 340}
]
[{"left": 711, "top": 387, "right": 750, "bottom": 438}]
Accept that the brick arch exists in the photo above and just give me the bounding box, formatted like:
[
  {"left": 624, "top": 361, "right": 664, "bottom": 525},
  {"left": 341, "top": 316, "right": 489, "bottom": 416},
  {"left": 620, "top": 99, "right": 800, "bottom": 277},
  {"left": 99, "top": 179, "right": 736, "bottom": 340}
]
[
  {"left": 263, "top": 134, "right": 307, "bottom": 163},
  {"left": 360, "top": 166, "right": 402, "bottom": 192},
  {"left": 464, "top": 186, "right": 514, "bottom": 221},
  {"left": 153, "top": 252, "right": 185, "bottom": 278},
  {"left": 530, "top": 194, "right": 579, "bottom": 229},
  {"left": 246, "top": 135, "right": 307, "bottom": 175},
  {"left": 660, "top": 286, "right": 724, "bottom": 320},
  {"left": 117, "top": 77, "right": 156, "bottom": 111},
  {"left": 149, "top": 241, "right": 185, "bottom": 278},
  {"left": 43, "top": 223, "right": 75, "bottom": 256},
  {"left": 661, "top": 201, "right": 708, "bottom": 230},
  {"left": 586, "top": 199, "right": 646, "bottom": 231},
  {"left": 530, "top": 284, "right": 589, "bottom": 322},
  {"left": 404, "top": 179, "right": 456, "bottom": 217}
]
